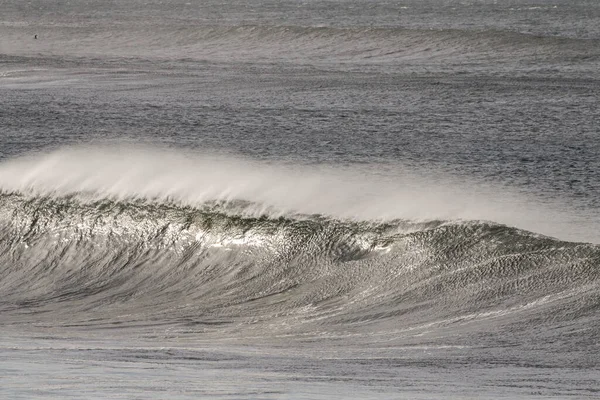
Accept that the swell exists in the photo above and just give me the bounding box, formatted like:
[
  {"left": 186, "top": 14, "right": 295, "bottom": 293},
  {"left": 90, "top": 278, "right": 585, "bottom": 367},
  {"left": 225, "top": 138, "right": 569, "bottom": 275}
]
[
  {"left": 2, "top": 23, "right": 598, "bottom": 67},
  {"left": 0, "top": 191, "right": 598, "bottom": 339}
]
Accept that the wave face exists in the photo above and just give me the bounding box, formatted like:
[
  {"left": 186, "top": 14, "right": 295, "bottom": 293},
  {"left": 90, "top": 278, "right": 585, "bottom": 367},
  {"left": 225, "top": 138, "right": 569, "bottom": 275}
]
[{"left": 1, "top": 151, "right": 599, "bottom": 344}]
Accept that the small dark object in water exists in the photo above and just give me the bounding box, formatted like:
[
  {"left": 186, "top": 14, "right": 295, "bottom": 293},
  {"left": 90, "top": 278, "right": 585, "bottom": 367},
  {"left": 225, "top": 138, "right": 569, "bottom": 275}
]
[{"left": 34, "top": 34, "right": 37, "bottom": 39}]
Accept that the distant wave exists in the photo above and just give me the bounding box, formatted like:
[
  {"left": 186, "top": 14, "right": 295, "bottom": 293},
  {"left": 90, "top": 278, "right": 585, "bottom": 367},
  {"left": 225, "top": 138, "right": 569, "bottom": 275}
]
[{"left": 2, "top": 23, "right": 598, "bottom": 69}]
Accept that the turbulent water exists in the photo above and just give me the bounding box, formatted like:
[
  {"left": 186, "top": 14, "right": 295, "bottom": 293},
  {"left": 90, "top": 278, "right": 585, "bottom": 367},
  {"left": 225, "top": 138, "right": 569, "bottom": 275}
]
[{"left": 1, "top": 1, "right": 600, "bottom": 399}]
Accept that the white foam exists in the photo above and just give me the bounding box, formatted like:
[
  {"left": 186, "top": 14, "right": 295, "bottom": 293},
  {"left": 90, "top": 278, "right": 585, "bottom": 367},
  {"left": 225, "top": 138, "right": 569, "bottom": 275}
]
[{"left": 0, "top": 145, "right": 597, "bottom": 243}]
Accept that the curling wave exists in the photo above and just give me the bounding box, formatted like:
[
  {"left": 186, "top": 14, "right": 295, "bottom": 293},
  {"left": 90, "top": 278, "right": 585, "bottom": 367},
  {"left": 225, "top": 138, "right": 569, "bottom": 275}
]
[
  {"left": 0, "top": 148, "right": 598, "bottom": 342},
  {"left": 0, "top": 189, "right": 599, "bottom": 341}
]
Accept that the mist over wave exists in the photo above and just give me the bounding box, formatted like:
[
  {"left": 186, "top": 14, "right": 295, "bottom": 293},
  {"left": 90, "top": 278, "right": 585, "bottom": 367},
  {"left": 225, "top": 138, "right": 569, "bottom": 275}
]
[
  {"left": 0, "top": 145, "right": 595, "bottom": 243},
  {"left": 1, "top": 151, "right": 598, "bottom": 342}
]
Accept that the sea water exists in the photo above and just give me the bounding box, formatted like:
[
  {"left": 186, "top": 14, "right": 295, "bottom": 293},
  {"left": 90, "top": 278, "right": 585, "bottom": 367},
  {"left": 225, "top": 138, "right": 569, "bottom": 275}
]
[{"left": 1, "top": 1, "right": 599, "bottom": 398}]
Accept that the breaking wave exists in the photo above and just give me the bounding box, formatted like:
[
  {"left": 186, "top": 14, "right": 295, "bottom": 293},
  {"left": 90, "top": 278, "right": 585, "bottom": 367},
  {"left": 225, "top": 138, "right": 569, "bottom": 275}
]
[{"left": 0, "top": 147, "right": 599, "bottom": 341}]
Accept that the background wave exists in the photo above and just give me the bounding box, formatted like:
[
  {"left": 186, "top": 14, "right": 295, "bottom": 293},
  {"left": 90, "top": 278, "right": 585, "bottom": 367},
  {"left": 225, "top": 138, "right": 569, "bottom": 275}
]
[{"left": 2, "top": 23, "right": 599, "bottom": 71}]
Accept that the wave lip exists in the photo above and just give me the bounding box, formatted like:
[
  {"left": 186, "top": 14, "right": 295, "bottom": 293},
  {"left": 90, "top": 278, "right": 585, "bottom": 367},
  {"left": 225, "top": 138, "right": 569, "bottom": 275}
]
[
  {"left": 0, "top": 191, "right": 414, "bottom": 260},
  {"left": 0, "top": 146, "right": 599, "bottom": 244}
]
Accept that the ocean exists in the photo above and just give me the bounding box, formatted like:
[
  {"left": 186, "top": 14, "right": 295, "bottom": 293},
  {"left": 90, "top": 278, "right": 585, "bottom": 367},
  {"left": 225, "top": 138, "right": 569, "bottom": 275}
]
[{"left": 1, "top": 0, "right": 599, "bottom": 398}]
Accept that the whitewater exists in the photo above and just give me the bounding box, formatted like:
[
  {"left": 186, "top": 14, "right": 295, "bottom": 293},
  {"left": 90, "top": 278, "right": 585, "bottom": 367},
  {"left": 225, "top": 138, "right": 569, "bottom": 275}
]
[{"left": 1, "top": 0, "right": 600, "bottom": 399}]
